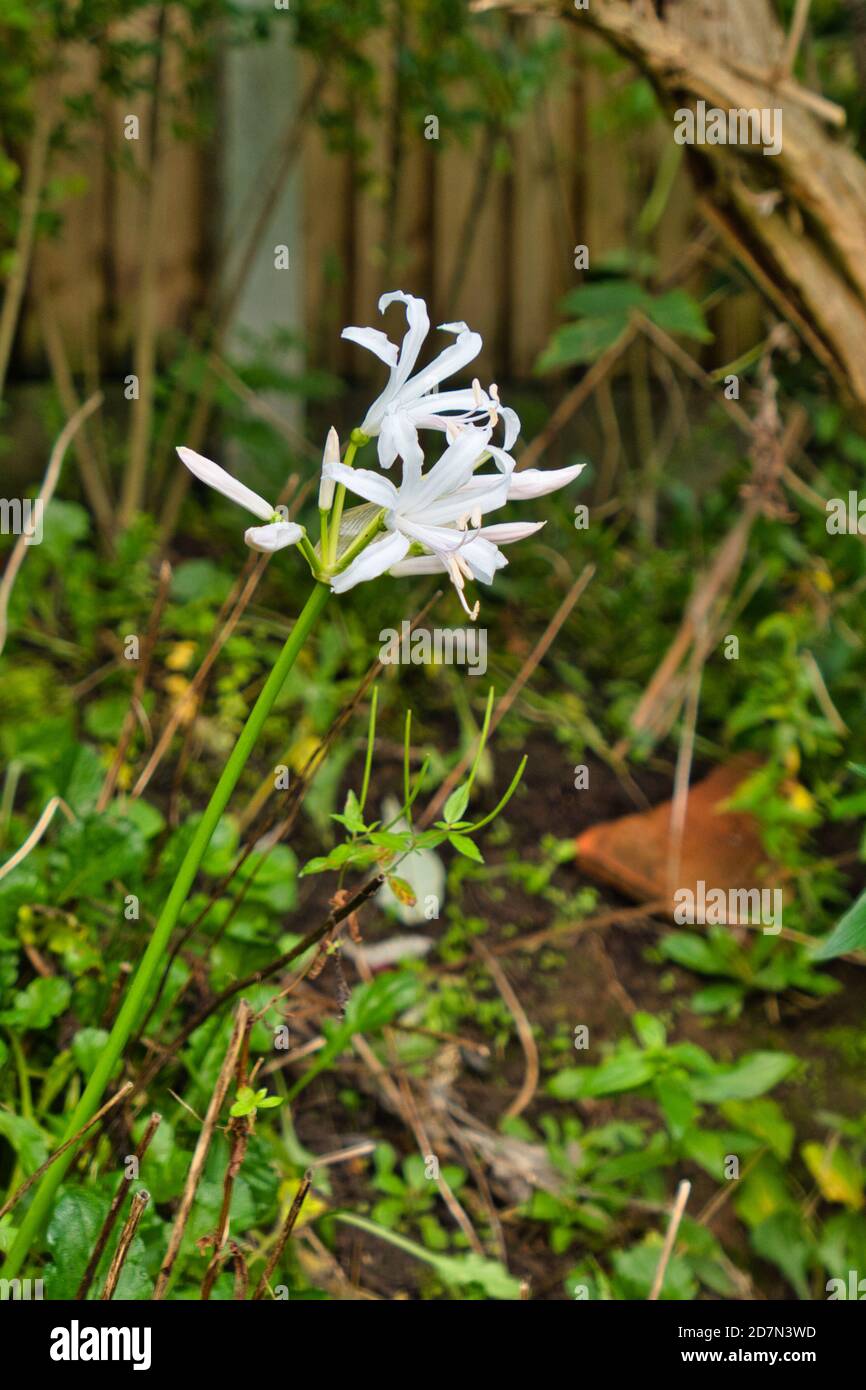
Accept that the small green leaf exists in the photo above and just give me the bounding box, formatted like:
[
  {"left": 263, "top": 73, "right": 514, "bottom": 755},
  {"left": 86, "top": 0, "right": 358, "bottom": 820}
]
[
  {"left": 442, "top": 783, "right": 471, "bottom": 825},
  {"left": 448, "top": 832, "right": 483, "bottom": 863}
]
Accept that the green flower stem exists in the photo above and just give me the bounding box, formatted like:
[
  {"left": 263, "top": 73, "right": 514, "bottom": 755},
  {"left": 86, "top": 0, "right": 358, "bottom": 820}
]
[
  {"left": 332, "top": 508, "right": 385, "bottom": 575},
  {"left": 327, "top": 430, "right": 367, "bottom": 568},
  {"left": 3, "top": 581, "right": 331, "bottom": 1280}
]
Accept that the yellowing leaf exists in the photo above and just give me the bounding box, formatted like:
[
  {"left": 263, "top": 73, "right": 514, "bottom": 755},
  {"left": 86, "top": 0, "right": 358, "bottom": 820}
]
[{"left": 802, "top": 1142, "right": 864, "bottom": 1210}]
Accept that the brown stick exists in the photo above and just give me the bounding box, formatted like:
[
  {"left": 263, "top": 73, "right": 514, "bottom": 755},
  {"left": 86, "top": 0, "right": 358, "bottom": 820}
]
[
  {"left": 100, "top": 1190, "right": 149, "bottom": 1300},
  {"left": 473, "top": 940, "right": 539, "bottom": 1120},
  {"left": 152, "top": 1001, "right": 252, "bottom": 1299},
  {"left": 76, "top": 1113, "right": 161, "bottom": 1300},
  {"left": 648, "top": 1179, "right": 691, "bottom": 1301},
  {"left": 251, "top": 1172, "right": 313, "bottom": 1300},
  {"left": 0, "top": 1082, "right": 133, "bottom": 1222},
  {"left": 0, "top": 392, "right": 103, "bottom": 657}
]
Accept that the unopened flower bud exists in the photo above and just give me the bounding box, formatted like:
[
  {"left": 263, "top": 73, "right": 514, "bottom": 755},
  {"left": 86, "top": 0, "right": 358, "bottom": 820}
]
[{"left": 319, "top": 427, "right": 340, "bottom": 509}]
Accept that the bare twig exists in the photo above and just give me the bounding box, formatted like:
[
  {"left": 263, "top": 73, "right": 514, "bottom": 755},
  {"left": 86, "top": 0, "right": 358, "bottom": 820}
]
[
  {"left": 251, "top": 1172, "right": 313, "bottom": 1299},
  {"left": 0, "top": 392, "right": 103, "bottom": 656},
  {"left": 76, "top": 1113, "right": 161, "bottom": 1300},
  {"left": 473, "top": 940, "right": 539, "bottom": 1119},
  {"left": 0, "top": 1083, "right": 133, "bottom": 1222},
  {"left": 153, "top": 1001, "right": 252, "bottom": 1299},
  {"left": 649, "top": 1179, "right": 691, "bottom": 1301},
  {"left": 100, "top": 1190, "right": 149, "bottom": 1300}
]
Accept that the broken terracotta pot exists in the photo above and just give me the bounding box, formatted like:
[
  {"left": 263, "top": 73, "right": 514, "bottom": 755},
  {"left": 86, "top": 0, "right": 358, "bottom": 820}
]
[{"left": 575, "top": 756, "right": 780, "bottom": 922}]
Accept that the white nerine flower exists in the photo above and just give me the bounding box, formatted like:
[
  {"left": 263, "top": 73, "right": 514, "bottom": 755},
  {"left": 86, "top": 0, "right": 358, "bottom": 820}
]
[
  {"left": 177, "top": 447, "right": 304, "bottom": 553},
  {"left": 342, "top": 291, "right": 519, "bottom": 472},
  {"left": 324, "top": 426, "right": 583, "bottom": 618},
  {"left": 324, "top": 426, "right": 511, "bottom": 617}
]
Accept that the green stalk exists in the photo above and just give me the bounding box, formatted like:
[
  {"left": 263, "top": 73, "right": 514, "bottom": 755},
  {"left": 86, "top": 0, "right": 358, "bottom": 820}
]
[
  {"left": 3, "top": 581, "right": 331, "bottom": 1280},
  {"left": 327, "top": 430, "right": 366, "bottom": 568}
]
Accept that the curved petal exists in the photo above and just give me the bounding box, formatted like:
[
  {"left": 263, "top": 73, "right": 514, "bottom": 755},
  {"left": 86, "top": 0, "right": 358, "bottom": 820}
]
[
  {"left": 398, "top": 518, "right": 472, "bottom": 553},
  {"left": 477, "top": 521, "right": 546, "bottom": 544},
  {"left": 485, "top": 444, "right": 517, "bottom": 475},
  {"left": 380, "top": 410, "right": 424, "bottom": 490},
  {"left": 341, "top": 325, "right": 399, "bottom": 368},
  {"left": 323, "top": 463, "right": 399, "bottom": 510},
  {"left": 500, "top": 407, "right": 521, "bottom": 450},
  {"left": 379, "top": 292, "right": 430, "bottom": 390},
  {"left": 459, "top": 535, "right": 507, "bottom": 584},
  {"left": 177, "top": 447, "right": 273, "bottom": 521},
  {"left": 330, "top": 530, "right": 410, "bottom": 593},
  {"left": 507, "top": 463, "right": 585, "bottom": 500},
  {"left": 420, "top": 476, "right": 509, "bottom": 527},
  {"left": 244, "top": 521, "right": 304, "bottom": 552},
  {"left": 407, "top": 427, "right": 491, "bottom": 512},
  {"left": 399, "top": 330, "right": 483, "bottom": 403}
]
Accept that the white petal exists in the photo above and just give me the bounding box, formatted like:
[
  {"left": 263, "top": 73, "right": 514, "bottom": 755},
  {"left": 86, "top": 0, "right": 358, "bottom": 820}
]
[
  {"left": 389, "top": 554, "right": 447, "bottom": 577},
  {"left": 485, "top": 444, "right": 517, "bottom": 475},
  {"left": 341, "top": 325, "right": 399, "bottom": 367},
  {"left": 381, "top": 410, "right": 424, "bottom": 490},
  {"left": 323, "top": 463, "right": 398, "bottom": 510},
  {"left": 177, "top": 447, "right": 273, "bottom": 521},
  {"left": 402, "top": 389, "right": 481, "bottom": 416},
  {"left": 507, "top": 463, "right": 586, "bottom": 500},
  {"left": 244, "top": 521, "right": 304, "bottom": 552},
  {"left": 399, "top": 518, "right": 472, "bottom": 553},
  {"left": 459, "top": 536, "right": 507, "bottom": 584},
  {"left": 420, "top": 476, "right": 509, "bottom": 527},
  {"left": 379, "top": 292, "right": 430, "bottom": 391},
  {"left": 399, "top": 330, "right": 483, "bottom": 402},
  {"left": 478, "top": 521, "right": 546, "bottom": 544},
  {"left": 407, "top": 426, "right": 491, "bottom": 512},
  {"left": 330, "top": 530, "right": 410, "bottom": 593},
  {"left": 500, "top": 407, "right": 520, "bottom": 450}
]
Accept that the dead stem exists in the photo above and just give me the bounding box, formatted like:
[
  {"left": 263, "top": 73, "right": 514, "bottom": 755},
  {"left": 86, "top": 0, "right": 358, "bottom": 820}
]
[
  {"left": 251, "top": 1172, "right": 313, "bottom": 1300},
  {"left": 100, "top": 1190, "right": 149, "bottom": 1301},
  {"left": 0, "top": 1082, "right": 133, "bottom": 1222},
  {"left": 77, "top": 1112, "right": 162, "bottom": 1300},
  {"left": 153, "top": 1001, "right": 252, "bottom": 1300}
]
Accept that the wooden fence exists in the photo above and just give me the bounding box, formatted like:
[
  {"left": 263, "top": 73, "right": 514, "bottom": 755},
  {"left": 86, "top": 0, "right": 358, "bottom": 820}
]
[{"left": 15, "top": 13, "right": 758, "bottom": 389}]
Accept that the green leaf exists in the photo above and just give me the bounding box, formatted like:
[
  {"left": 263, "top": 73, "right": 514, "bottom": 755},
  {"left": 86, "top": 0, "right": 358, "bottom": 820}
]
[
  {"left": 71, "top": 1027, "right": 110, "bottom": 1077},
  {"left": 442, "top": 783, "right": 471, "bottom": 825},
  {"left": 0, "top": 1112, "right": 49, "bottom": 1174},
  {"left": 750, "top": 1213, "right": 813, "bottom": 1299},
  {"left": 812, "top": 887, "right": 866, "bottom": 960},
  {"left": 559, "top": 281, "right": 648, "bottom": 318},
  {"left": 691, "top": 1051, "right": 796, "bottom": 1103},
  {"left": 0, "top": 976, "right": 71, "bottom": 1030},
  {"left": 646, "top": 289, "right": 712, "bottom": 342},
  {"left": 447, "top": 832, "right": 483, "bottom": 863},
  {"left": 720, "top": 1099, "right": 794, "bottom": 1162},
  {"left": 536, "top": 317, "right": 625, "bottom": 371},
  {"left": 548, "top": 1051, "right": 656, "bottom": 1099},
  {"left": 338, "top": 789, "right": 366, "bottom": 834},
  {"left": 335, "top": 1213, "right": 521, "bottom": 1299},
  {"left": 659, "top": 932, "right": 725, "bottom": 976}
]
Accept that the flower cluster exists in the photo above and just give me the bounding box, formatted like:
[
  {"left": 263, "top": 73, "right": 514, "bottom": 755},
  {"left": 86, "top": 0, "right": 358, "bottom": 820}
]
[{"left": 177, "top": 292, "right": 584, "bottom": 618}]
